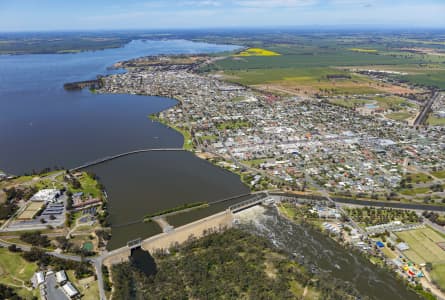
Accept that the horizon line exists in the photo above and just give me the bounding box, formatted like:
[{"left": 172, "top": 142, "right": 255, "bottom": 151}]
[{"left": 1, "top": 25, "right": 445, "bottom": 34}]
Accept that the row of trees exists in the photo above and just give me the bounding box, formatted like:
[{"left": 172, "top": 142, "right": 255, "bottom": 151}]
[
  {"left": 22, "top": 247, "right": 94, "bottom": 279},
  {"left": 346, "top": 207, "right": 421, "bottom": 226},
  {"left": 20, "top": 231, "right": 51, "bottom": 248}
]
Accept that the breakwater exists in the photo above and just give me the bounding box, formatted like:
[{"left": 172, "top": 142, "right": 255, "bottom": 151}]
[{"left": 63, "top": 78, "right": 103, "bottom": 90}]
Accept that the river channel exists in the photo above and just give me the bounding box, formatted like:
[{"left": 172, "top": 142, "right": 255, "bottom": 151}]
[{"left": 236, "top": 206, "right": 422, "bottom": 300}]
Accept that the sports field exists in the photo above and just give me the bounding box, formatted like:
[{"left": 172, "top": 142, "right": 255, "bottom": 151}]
[{"left": 396, "top": 227, "right": 445, "bottom": 265}]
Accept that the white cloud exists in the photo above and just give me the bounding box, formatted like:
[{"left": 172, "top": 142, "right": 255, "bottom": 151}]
[
  {"left": 234, "top": 0, "right": 318, "bottom": 8},
  {"left": 182, "top": 0, "right": 222, "bottom": 6}
]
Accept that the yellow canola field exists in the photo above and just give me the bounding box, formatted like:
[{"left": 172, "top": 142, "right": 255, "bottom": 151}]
[
  {"left": 235, "top": 48, "right": 280, "bottom": 57},
  {"left": 349, "top": 48, "right": 378, "bottom": 53}
]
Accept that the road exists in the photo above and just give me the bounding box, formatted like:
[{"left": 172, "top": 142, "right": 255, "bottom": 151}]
[
  {"left": 0, "top": 238, "right": 107, "bottom": 299},
  {"left": 303, "top": 173, "right": 366, "bottom": 236},
  {"left": 413, "top": 92, "right": 440, "bottom": 126}
]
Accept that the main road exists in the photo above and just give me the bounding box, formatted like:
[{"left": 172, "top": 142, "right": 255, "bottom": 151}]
[{"left": 413, "top": 92, "right": 441, "bottom": 126}]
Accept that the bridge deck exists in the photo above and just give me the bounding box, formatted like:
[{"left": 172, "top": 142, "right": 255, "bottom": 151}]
[{"left": 70, "top": 148, "right": 184, "bottom": 171}]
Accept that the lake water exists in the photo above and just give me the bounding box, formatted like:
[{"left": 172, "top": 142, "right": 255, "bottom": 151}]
[
  {"left": 0, "top": 39, "right": 239, "bottom": 174},
  {"left": 0, "top": 39, "right": 249, "bottom": 248}
]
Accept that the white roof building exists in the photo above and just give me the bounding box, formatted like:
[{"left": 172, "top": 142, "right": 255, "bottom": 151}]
[
  {"left": 33, "top": 271, "right": 45, "bottom": 287},
  {"left": 62, "top": 282, "right": 79, "bottom": 298},
  {"left": 396, "top": 242, "right": 410, "bottom": 252},
  {"left": 31, "top": 189, "right": 59, "bottom": 203},
  {"left": 55, "top": 270, "right": 67, "bottom": 284}
]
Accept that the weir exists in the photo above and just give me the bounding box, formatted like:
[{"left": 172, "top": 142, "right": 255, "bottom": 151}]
[{"left": 102, "top": 209, "right": 234, "bottom": 267}]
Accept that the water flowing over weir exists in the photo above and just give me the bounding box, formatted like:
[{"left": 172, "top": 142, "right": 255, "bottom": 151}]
[{"left": 235, "top": 206, "right": 421, "bottom": 300}]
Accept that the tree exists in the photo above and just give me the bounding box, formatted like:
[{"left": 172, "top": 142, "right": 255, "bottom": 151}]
[
  {"left": 8, "top": 244, "right": 21, "bottom": 253},
  {"left": 426, "top": 262, "right": 433, "bottom": 272}
]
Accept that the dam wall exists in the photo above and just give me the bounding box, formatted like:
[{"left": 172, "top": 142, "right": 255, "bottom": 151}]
[
  {"left": 141, "top": 210, "right": 233, "bottom": 253},
  {"left": 103, "top": 210, "right": 233, "bottom": 267}
]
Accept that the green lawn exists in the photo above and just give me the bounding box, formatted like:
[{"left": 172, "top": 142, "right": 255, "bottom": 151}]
[
  {"left": 432, "top": 170, "right": 445, "bottom": 179},
  {"left": 149, "top": 114, "right": 193, "bottom": 150},
  {"left": 0, "top": 248, "right": 39, "bottom": 299},
  {"left": 330, "top": 98, "right": 372, "bottom": 108},
  {"left": 404, "top": 173, "right": 434, "bottom": 184},
  {"left": 427, "top": 116, "right": 445, "bottom": 126},
  {"left": 373, "top": 96, "right": 415, "bottom": 111},
  {"left": 399, "top": 187, "right": 431, "bottom": 196},
  {"left": 386, "top": 112, "right": 413, "bottom": 121},
  {"left": 431, "top": 263, "right": 445, "bottom": 291},
  {"left": 396, "top": 227, "right": 445, "bottom": 264},
  {"left": 68, "top": 172, "right": 102, "bottom": 198}
]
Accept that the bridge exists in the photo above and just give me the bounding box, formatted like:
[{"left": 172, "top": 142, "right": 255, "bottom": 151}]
[
  {"left": 229, "top": 194, "right": 270, "bottom": 213},
  {"left": 127, "top": 238, "right": 142, "bottom": 249},
  {"left": 70, "top": 148, "right": 184, "bottom": 171}
]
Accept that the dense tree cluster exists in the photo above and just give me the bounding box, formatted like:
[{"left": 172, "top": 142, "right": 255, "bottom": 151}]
[
  {"left": 1, "top": 186, "right": 38, "bottom": 220},
  {"left": 345, "top": 207, "right": 420, "bottom": 226},
  {"left": 0, "top": 199, "right": 18, "bottom": 220},
  {"left": 20, "top": 231, "right": 51, "bottom": 248},
  {"left": 0, "top": 283, "right": 22, "bottom": 300},
  {"left": 112, "top": 229, "right": 361, "bottom": 299},
  {"left": 423, "top": 211, "right": 445, "bottom": 226},
  {"left": 4, "top": 186, "right": 37, "bottom": 201}
]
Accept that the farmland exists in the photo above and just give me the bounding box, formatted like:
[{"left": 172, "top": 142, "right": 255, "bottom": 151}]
[
  {"left": 204, "top": 41, "right": 433, "bottom": 97},
  {"left": 349, "top": 48, "right": 378, "bottom": 53},
  {"left": 199, "top": 32, "right": 445, "bottom": 97},
  {"left": 234, "top": 47, "right": 280, "bottom": 57}
]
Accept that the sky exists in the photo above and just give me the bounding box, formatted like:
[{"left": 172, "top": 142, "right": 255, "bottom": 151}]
[{"left": 0, "top": 0, "right": 444, "bottom": 31}]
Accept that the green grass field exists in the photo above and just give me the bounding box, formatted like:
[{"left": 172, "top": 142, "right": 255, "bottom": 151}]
[
  {"left": 399, "top": 187, "right": 431, "bottom": 196},
  {"left": 431, "top": 263, "right": 445, "bottom": 291},
  {"left": 404, "top": 173, "right": 434, "bottom": 184},
  {"left": 386, "top": 112, "right": 413, "bottom": 121},
  {"left": 207, "top": 49, "right": 424, "bottom": 71},
  {"left": 428, "top": 116, "right": 445, "bottom": 126},
  {"left": 396, "top": 227, "right": 445, "bottom": 265},
  {"left": 398, "top": 70, "right": 445, "bottom": 89},
  {"left": 0, "top": 248, "right": 39, "bottom": 298},
  {"left": 68, "top": 172, "right": 102, "bottom": 198},
  {"left": 432, "top": 170, "right": 445, "bottom": 179},
  {"left": 329, "top": 98, "right": 372, "bottom": 108}
]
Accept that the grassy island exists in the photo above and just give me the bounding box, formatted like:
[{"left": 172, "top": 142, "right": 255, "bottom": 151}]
[{"left": 144, "top": 202, "right": 208, "bottom": 222}]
